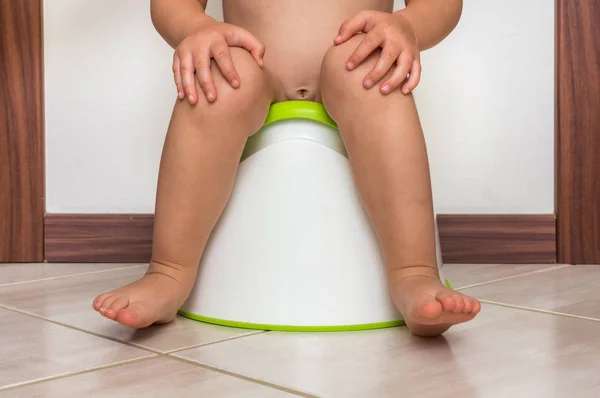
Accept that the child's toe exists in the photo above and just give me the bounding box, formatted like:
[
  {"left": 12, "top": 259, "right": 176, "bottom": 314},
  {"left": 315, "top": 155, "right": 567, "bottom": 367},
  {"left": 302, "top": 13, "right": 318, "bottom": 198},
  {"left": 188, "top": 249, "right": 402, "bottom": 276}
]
[
  {"left": 463, "top": 298, "right": 474, "bottom": 313},
  {"left": 99, "top": 295, "right": 119, "bottom": 314},
  {"left": 436, "top": 292, "right": 456, "bottom": 311},
  {"left": 106, "top": 296, "right": 130, "bottom": 319},
  {"left": 93, "top": 293, "right": 110, "bottom": 311},
  {"left": 472, "top": 299, "right": 482, "bottom": 314},
  {"left": 412, "top": 297, "right": 443, "bottom": 320},
  {"left": 452, "top": 295, "right": 465, "bottom": 313},
  {"left": 116, "top": 302, "right": 152, "bottom": 328}
]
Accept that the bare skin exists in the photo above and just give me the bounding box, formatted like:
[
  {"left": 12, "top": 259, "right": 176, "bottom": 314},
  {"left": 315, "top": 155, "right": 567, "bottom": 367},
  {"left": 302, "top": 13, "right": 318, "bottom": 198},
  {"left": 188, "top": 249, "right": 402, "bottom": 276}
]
[
  {"left": 321, "top": 33, "right": 479, "bottom": 336},
  {"left": 93, "top": 48, "right": 278, "bottom": 327},
  {"left": 93, "top": 0, "right": 480, "bottom": 336}
]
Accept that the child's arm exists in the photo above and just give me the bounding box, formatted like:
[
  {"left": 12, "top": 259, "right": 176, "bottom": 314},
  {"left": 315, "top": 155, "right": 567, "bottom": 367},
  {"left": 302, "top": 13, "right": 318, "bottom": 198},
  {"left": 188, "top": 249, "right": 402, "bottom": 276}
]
[
  {"left": 397, "top": 0, "right": 463, "bottom": 51},
  {"left": 150, "top": 0, "right": 213, "bottom": 48}
]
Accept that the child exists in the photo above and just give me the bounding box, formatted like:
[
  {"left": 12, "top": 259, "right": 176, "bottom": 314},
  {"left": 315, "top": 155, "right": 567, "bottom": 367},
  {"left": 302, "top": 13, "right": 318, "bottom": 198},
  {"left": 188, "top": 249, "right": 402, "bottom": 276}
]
[{"left": 93, "top": 0, "right": 480, "bottom": 337}]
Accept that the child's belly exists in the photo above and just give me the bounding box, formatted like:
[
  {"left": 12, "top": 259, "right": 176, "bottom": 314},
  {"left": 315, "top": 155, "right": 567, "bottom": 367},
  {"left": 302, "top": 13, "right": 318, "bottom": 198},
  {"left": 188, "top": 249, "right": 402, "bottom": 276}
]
[{"left": 223, "top": 0, "right": 394, "bottom": 101}]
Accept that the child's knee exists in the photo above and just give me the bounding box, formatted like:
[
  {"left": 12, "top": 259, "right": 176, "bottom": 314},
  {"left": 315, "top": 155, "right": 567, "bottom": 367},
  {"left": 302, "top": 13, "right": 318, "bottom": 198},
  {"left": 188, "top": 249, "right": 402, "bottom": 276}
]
[
  {"left": 183, "top": 48, "right": 273, "bottom": 132},
  {"left": 320, "top": 34, "right": 382, "bottom": 116},
  {"left": 211, "top": 48, "right": 265, "bottom": 95},
  {"left": 321, "top": 35, "right": 377, "bottom": 92},
  {"left": 212, "top": 48, "right": 271, "bottom": 109}
]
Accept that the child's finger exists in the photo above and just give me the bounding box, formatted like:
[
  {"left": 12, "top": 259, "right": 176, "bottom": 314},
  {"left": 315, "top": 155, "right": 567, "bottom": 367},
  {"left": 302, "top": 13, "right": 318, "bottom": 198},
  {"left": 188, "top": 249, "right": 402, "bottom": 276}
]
[
  {"left": 362, "top": 47, "right": 399, "bottom": 89},
  {"left": 194, "top": 51, "right": 216, "bottom": 102},
  {"left": 380, "top": 52, "right": 412, "bottom": 95},
  {"left": 172, "top": 54, "right": 184, "bottom": 99},
  {"left": 211, "top": 41, "right": 240, "bottom": 88},
  {"left": 226, "top": 27, "right": 265, "bottom": 67},
  {"left": 346, "top": 29, "right": 384, "bottom": 70},
  {"left": 180, "top": 52, "right": 198, "bottom": 103},
  {"left": 401, "top": 59, "right": 422, "bottom": 94},
  {"left": 334, "top": 12, "right": 368, "bottom": 44},
  {"left": 194, "top": 72, "right": 206, "bottom": 106},
  {"left": 249, "top": 41, "right": 266, "bottom": 68}
]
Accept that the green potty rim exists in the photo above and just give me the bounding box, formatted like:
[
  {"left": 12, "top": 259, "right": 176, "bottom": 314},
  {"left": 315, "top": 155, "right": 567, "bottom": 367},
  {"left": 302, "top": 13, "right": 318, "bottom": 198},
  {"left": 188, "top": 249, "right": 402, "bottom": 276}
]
[
  {"left": 177, "top": 311, "right": 405, "bottom": 332},
  {"left": 263, "top": 101, "right": 337, "bottom": 129},
  {"left": 241, "top": 100, "right": 342, "bottom": 161},
  {"left": 179, "top": 279, "right": 454, "bottom": 332}
]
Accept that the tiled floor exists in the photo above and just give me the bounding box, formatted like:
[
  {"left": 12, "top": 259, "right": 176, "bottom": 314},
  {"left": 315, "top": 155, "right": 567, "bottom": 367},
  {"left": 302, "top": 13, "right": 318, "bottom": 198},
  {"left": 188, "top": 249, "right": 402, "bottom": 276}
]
[{"left": 1, "top": 262, "right": 599, "bottom": 397}]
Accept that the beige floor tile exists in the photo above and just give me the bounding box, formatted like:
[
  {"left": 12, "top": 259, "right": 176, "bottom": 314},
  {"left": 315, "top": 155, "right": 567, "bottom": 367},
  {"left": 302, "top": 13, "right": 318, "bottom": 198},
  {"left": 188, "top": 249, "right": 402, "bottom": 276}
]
[
  {"left": 174, "top": 304, "right": 600, "bottom": 398},
  {"left": 0, "top": 263, "right": 144, "bottom": 286},
  {"left": 461, "top": 264, "right": 600, "bottom": 319},
  {"left": 0, "top": 267, "right": 261, "bottom": 353},
  {"left": 0, "top": 357, "right": 297, "bottom": 397},
  {"left": 0, "top": 308, "right": 153, "bottom": 390},
  {"left": 443, "top": 263, "right": 562, "bottom": 288}
]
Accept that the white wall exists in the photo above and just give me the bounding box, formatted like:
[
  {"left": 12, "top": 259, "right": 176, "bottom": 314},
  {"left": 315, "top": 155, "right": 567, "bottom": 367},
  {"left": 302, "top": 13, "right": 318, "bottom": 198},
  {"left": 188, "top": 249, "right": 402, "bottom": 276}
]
[{"left": 44, "top": 0, "right": 554, "bottom": 214}]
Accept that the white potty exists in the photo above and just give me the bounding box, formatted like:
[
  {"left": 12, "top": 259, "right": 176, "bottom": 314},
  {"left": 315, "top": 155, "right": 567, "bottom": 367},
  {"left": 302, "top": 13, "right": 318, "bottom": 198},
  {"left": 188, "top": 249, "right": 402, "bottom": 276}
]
[{"left": 179, "top": 101, "right": 449, "bottom": 331}]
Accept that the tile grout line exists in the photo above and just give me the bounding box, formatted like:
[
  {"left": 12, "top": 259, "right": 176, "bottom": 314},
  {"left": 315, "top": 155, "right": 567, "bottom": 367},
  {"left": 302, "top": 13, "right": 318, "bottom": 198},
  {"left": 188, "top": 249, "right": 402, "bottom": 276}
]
[
  {"left": 167, "top": 353, "right": 318, "bottom": 398},
  {"left": 3, "top": 263, "right": 580, "bottom": 396},
  {"left": 455, "top": 264, "right": 571, "bottom": 291},
  {"left": 2, "top": 304, "right": 269, "bottom": 349},
  {"left": 0, "top": 264, "right": 147, "bottom": 288},
  {"left": 0, "top": 267, "right": 305, "bottom": 395},
  {"left": 3, "top": 263, "right": 579, "bottom": 396},
  {"left": 0, "top": 356, "right": 158, "bottom": 393},
  {"left": 165, "top": 330, "right": 269, "bottom": 354},
  {"left": 0, "top": 303, "right": 273, "bottom": 356},
  {"left": 0, "top": 304, "right": 163, "bottom": 355},
  {"left": 0, "top": 341, "right": 316, "bottom": 397},
  {"left": 480, "top": 300, "right": 600, "bottom": 323},
  {"left": 0, "top": 307, "right": 308, "bottom": 395}
]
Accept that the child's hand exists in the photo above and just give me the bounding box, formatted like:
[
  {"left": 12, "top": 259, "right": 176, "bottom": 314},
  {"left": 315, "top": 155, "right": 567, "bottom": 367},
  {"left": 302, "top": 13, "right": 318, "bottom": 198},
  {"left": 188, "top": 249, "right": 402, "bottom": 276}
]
[
  {"left": 334, "top": 11, "right": 421, "bottom": 95},
  {"left": 173, "top": 19, "right": 265, "bottom": 104}
]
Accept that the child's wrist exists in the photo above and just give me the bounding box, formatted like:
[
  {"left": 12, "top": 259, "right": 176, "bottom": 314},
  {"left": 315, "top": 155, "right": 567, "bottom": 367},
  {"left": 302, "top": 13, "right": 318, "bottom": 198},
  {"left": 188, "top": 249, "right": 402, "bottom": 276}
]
[
  {"left": 177, "top": 14, "right": 216, "bottom": 43},
  {"left": 391, "top": 10, "right": 421, "bottom": 51}
]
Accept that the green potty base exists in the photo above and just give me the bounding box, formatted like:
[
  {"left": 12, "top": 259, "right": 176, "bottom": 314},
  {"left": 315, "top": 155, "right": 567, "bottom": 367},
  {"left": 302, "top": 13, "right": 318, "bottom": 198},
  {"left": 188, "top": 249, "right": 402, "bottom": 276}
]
[{"left": 178, "top": 280, "right": 453, "bottom": 332}]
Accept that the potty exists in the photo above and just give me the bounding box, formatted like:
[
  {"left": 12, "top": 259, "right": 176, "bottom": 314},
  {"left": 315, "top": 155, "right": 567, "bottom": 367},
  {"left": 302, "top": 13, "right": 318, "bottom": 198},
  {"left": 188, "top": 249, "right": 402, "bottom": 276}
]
[{"left": 178, "top": 101, "right": 449, "bottom": 331}]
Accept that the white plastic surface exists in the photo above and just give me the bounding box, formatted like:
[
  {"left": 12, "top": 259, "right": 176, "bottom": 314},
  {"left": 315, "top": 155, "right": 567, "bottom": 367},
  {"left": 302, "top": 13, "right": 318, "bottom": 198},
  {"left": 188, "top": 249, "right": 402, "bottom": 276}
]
[{"left": 181, "top": 120, "right": 445, "bottom": 327}]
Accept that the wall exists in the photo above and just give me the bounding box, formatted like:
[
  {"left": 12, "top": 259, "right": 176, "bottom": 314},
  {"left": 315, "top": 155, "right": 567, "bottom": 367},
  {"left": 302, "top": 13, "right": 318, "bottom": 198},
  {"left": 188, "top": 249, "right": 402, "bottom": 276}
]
[{"left": 44, "top": 0, "right": 555, "bottom": 214}]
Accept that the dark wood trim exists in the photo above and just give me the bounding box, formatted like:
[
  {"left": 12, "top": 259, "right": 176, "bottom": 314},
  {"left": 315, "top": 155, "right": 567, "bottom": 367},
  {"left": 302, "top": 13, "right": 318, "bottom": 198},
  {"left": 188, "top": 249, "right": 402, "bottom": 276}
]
[
  {"left": 555, "top": 0, "right": 600, "bottom": 264},
  {"left": 45, "top": 214, "right": 154, "bottom": 263},
  {"left": 0, "top": 0, "right": 45, "bottom": 262},
  {"left": 437, "top": 214, "right": 556, "bottom": 264},
  {"left": 45, "top": 213, "right": 556, "bottom": 264}
]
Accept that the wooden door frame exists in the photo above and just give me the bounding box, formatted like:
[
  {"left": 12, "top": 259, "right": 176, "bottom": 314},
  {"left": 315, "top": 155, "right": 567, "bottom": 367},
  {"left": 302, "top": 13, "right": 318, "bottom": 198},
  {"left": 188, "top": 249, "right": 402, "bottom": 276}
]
[
  {"left": 0, "top": 0, "right": 45, "bottom": 262},
  {"left": 555, "top": 0, "right": 600, "bottom": 264},
  {"left": 1, "top": 0, "right": 597, "bottom": 264}
]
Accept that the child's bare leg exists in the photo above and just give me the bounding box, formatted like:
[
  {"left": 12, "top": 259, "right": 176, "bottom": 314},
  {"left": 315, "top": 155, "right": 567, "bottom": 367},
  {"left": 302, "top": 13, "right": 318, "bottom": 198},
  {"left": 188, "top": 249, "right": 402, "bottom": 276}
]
[
  {"left": 320, "top": 35, "right": 480, "bottom": 337},
  {"left": 93, "top": 49, "right": 277, "bottom": 328}
]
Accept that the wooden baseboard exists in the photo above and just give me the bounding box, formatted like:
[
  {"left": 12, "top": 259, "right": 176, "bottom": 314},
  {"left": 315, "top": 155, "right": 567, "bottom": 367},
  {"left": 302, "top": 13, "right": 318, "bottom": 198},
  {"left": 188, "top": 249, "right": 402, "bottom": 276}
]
[
  {"left": 44, "top": 213, "right": 556, "bottom": 264},
  {"left": 44, "top": 214, "right": 153, "bottom": 263},
  {"left": 437, "top": 214, "right": 556, "bottom": 264}
]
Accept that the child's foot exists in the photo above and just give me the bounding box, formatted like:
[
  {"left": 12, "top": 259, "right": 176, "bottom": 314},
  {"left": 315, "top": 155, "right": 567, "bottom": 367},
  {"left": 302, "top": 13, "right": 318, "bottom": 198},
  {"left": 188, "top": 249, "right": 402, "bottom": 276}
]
[
  {"left": 92, "top": 263, "right": 196, "bottom": 328},
  {"left": 391, "top": 274, "right": 481, "bottom": 337}
]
